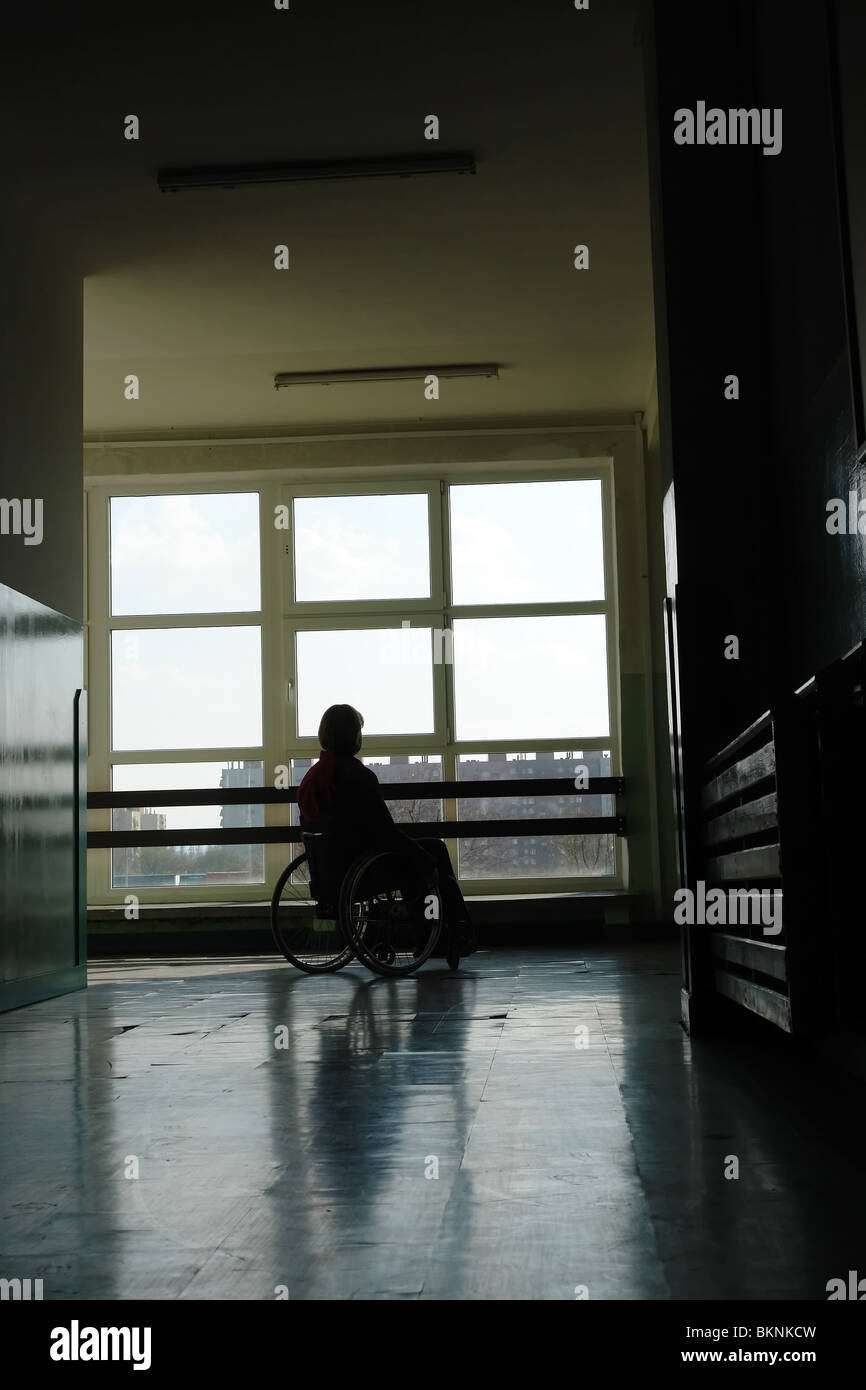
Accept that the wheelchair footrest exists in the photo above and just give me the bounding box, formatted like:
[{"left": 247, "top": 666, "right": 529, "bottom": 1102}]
[{"left": 312, "top": 905, "right": 338, "bottom": 932}]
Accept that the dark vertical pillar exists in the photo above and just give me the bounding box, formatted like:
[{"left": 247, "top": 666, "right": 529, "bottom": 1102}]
[
  {"left": 0, "top": 206, "right": 85, "bottom": 1011},
  {"left": 644, "top": 0, "right": 781, "bottom": 1029},
  {"left": 810, "top": 644, "right": 866, "bottom": 1041}
]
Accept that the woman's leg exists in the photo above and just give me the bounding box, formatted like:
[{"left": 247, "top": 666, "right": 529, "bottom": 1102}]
[{"left": 414, "top": 838, "right": 474, "bottom": 945}]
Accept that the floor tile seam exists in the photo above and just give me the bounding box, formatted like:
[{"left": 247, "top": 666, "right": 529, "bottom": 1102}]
[{"left": 172, "top": 1196, "right": 263, "bottom": 1297}]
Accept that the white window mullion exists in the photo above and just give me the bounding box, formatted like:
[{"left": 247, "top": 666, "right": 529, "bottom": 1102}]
[{"left": 260, "top": 478, "right": 291, "bottom": 892}]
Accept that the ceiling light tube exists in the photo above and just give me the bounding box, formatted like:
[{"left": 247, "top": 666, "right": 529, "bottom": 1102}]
[
  {"left": 273, "top": 364, "right": 500, "bottom": 388},
  {"left": 158, "top": 153, "right": 476, "bottom": 192}
]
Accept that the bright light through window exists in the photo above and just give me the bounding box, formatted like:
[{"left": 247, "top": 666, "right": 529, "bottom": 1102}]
[
  {"left": 450, "top": 479, "right": 604, "bottom": 605},
  {"left": 92, "top": 469, "right": 619, "bottom": 901},
  {"left": 110, "top": 493, "right": 261, "bottom": 615},
  {"left": 293, "top": 493, "right": 430, "bottom": 602},
  {"left": 295, "top": 627, "right": 434, "bottom": 737},
  {"left": 452, "top": 614, "right": 610, "bottom": 741},
  {"left": 111, "top": 626, "right": 263, "bottom": 750}
]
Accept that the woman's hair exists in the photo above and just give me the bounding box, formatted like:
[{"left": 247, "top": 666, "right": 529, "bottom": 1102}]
[{"left": 317, "top": 704, "right": 364, "bottom": 755}]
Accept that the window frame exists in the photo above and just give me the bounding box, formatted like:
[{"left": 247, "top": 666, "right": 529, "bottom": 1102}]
[
  {"left": 285, "top": 480, "right": 443, "bottom": 614},
  {"left": 86, "top": 484, "right": 273, "bottom": 902},
  {"left": 86, "top": 461, "right": 622, "bottom": 903}
]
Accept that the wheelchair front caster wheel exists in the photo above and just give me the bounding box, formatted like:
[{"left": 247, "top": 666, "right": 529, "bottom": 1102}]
[{"left": 372, "top": 942, "right": 397, "bottom": 967}]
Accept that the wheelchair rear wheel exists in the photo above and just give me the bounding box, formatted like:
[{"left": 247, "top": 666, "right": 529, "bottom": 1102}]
[
  {"left": 339, "top": 851, "right": 443, "bottom": 977},
  {"left": 271, "top": 852, "right": 355, "bottom": 973}
]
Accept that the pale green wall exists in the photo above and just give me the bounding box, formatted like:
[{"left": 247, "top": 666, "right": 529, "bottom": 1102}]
[
  {"left": 1, "top": 211, "right": 83, "bottom": 621},
  {"left": 0, "top": 207, "right": 86, "bottom": 1012}
]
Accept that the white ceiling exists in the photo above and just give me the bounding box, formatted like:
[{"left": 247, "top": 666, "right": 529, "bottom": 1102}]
[{"left": 18, "top": 1, "right": 656, "bottom": 439}]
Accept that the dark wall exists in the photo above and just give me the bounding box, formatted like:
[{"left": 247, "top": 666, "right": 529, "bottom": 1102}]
[
  {"left": 648, "top": 0, "right": 862, "bottom": 769},
  {"left": 645, "top": 0, "right": 866, "bottom": 977},
  {"left": 835, "top": 0, "right": 866, "bottom": 464},
  {"left": 647, "top": 0, "right": 777, "bottom": 777},
  {"left": 756, "top": 0, "right": 865, "bottom": 687},
  {"left": 0, "top": 103, "right": 86, "bottom": 1010},
  {"left": 0, "top": 210, "right": 84, "bottom": 622}
]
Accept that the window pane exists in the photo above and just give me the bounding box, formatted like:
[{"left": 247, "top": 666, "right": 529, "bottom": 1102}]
[
  {"left": 450, "top": 479, "right": 605, "bottom": 604},
  {"left": 293, "top": 493, "right": 430, "bottom": 602},
  {"left": 110, "top": 493, "right": 261, "bottom": 615},
  {"left": 362, "top": 755, "right": 444, "bottom": 824},
  {"left": 295, "top": 628, "right": 434, "bottom": 737},
  {"left": 112, "top": 627, "right": 263, "bottom": 750},
  {"left": 457, "top": 751, "right": 615, "bottom": 880},
  {"left": 111, "top": 762, "right": 264, "bottom": 887},
  {"left": 290, "top": 754, "right": 443, "bottom": 826},
  {"left": 453, "top": 615, "right": 609, "bottom": 741}
]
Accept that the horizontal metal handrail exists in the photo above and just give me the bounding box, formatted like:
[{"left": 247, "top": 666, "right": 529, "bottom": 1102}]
[
  {"left": 88, "top": 776, "right": 624, "bottom": 810},
  {"left": 88, "top": 816, "right": 625, "bottom": 849},
  {"left": 86, "top": 776, "right": 626, "bottom": 848}
]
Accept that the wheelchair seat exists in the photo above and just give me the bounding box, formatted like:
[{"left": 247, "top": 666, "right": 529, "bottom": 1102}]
[{"left": 300, "top": 828, "right": 356, "bottom": 914}]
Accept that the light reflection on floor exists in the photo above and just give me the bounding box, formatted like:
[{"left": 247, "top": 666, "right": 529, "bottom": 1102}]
[{"left": 0, "top": 945, "right": 862, "bottom": 1300}]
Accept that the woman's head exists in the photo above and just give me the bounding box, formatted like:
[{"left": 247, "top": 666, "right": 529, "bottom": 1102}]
[{"left": 318, "top": 704, "right": 364, "bottom": 755}]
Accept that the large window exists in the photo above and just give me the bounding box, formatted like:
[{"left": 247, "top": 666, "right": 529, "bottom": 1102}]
[{"left": 87, "top": 470, "right": 619, "bottom": 900}]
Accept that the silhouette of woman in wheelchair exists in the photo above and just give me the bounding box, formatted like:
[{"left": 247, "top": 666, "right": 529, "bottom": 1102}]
[{"left": 297, "top": 704, "right": 476, "bottom": 960}]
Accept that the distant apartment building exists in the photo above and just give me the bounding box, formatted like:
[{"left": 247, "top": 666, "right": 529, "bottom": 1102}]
[
  {"left": 457, "top": 750, "right": 614, "bottom": 879},
  {"left": 218, "top": 762, "right": 265, "bottom": 882},
  {"left": 219, "top": 761, "right": 265, "bottom": 831},
  {"left": 112, "top": 808, "right": 168, "bottom": 886},
  {"left": 290, "top": 750, "right": 614, "bottom": 880}
]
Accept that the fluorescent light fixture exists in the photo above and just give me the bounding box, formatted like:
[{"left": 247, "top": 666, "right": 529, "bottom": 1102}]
[
  {"left": 158, "top": 153, "right": 476, "bottom": 192},
  {"left": 274, "top": 364, "right": 500, "bottom": 388}
]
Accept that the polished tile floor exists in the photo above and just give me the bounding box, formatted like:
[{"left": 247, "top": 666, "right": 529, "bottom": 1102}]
[{"left": 1, "top": 945, "right": 863, "bottom": 1300}]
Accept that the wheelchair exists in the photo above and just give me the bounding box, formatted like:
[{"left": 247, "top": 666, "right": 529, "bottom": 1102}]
[{"left": 271, "top": 830, "right": 461, "bottom": 977}]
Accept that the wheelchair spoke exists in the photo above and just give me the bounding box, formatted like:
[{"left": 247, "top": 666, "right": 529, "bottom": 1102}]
[
  {"left": 271, "top": 853, "right": 355, "bottom": 973},
  {"left": 340, "top": 852, "right": 443, "bottom": 977}
]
